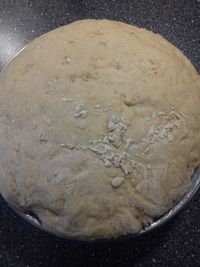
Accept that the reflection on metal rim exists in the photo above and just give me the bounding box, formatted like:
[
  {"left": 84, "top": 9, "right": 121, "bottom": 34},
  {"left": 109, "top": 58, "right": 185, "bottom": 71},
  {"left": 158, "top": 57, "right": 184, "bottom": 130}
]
[{"left": 138, "top": 167, "right": 200, "bottom": 235}]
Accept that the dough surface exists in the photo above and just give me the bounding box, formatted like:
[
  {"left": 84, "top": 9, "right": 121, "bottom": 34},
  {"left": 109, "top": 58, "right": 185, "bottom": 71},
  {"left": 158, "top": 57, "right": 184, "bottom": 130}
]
[{"left": 0, "top": 19, "right": 200, "bottom": 240}]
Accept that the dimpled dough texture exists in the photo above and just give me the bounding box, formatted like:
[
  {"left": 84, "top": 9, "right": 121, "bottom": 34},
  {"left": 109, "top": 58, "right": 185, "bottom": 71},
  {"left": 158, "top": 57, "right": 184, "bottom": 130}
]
[{"left": 0, "top": 19, "right": 200, "bottom": 240}]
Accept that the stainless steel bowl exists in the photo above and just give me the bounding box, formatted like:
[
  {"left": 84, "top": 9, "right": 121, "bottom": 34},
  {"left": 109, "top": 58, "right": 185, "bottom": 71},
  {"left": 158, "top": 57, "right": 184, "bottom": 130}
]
[{"left": 1, "top": 46, "right": 200, "bottom": 241}]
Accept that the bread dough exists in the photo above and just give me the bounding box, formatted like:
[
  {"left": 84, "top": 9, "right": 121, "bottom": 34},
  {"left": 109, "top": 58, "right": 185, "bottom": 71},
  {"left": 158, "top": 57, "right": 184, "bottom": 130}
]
[{"left": 0, "top": 19, "right": 199, "bottom": 240}]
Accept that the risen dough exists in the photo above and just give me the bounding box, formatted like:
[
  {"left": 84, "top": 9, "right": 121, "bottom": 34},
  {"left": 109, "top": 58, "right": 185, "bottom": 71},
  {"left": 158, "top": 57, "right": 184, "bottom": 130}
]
[{"left": 0, "top": 20, "right": 200, "bottom": 240}]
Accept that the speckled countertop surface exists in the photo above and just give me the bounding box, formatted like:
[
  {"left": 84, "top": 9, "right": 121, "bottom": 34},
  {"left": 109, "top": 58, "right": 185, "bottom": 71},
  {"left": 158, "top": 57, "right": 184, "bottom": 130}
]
[{"left": 0, "top": 0, "right": 200, "bottom": 266}]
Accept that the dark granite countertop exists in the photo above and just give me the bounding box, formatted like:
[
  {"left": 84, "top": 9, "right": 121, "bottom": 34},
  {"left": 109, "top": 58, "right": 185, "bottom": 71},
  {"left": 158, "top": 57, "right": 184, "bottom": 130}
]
[{"left": 0, "top": 0, "right": 200, "bottom": 266}]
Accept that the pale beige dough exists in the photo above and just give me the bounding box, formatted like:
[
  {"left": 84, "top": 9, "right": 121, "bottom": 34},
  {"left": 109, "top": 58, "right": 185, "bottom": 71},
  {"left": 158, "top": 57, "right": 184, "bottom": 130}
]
[{"left": 0, "top": 19, "right": 200, "bottom": 240}]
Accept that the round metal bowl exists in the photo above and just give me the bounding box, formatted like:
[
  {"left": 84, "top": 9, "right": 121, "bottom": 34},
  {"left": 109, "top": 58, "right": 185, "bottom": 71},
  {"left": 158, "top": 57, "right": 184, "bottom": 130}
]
[
  {"left": 3, "top": 167, "right": 200, "bottom": 240},
  {"left": 1, "top": 45, "right": 200, "bottom": 241}
]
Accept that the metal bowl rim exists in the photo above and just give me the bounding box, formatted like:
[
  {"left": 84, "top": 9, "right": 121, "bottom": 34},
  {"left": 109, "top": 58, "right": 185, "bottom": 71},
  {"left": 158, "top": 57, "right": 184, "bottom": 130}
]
[{"left": 1, "top": 41, "right": 200, "bottom": 241}]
